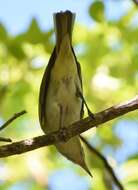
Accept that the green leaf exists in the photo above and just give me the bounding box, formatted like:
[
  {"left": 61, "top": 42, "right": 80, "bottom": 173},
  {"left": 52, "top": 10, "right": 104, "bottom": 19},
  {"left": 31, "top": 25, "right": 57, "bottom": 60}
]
[
  {"left": 0, "top": 23, "right": 8, "bottom": 42},
  {"left": 25, "top": 18, "right": 42, "bottom": 44},
  {"left": 89, "top": 0, "right": 105, "bottom": 22},
  {"left": 24, "top": 18, "right": 52, "bottom": 45},
  {"left": 7, "top": 41, "right": 26, "bottom": 60},
  {"left": 126, "top": 180, "right": 138, "bottom": 188},
  {"left": 127, "top": 154, "right": 138, "bottom": 161},
  {"left": 14, "top": 18, "right": 53, "bottom": 52}
]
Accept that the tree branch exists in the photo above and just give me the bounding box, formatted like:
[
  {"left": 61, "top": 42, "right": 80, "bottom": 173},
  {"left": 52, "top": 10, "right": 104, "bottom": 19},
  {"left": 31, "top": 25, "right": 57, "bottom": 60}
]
[
  {"left": 0, "top": 110, "right": 27, "bottom": 143},
  {"left": 0, "top": 110, "right": 27, "bottom": 131},
  {"left": 80, "top": 136, "right": 124, "bottom": 190},
  {"left": 0, "top": 96, "right": 138, "bottom": 158},
  {"left": 0, "top": 137, "right": 12, "bottom": 143},
  {"left": 132, "top": 0, "right": 138, "bottom": 6}
]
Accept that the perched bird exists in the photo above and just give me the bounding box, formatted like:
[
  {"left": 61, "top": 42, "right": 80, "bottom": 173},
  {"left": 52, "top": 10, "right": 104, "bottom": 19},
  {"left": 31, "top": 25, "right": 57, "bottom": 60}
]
[{"left": 39, "top": 10, "right": 92, "bottom": 176}]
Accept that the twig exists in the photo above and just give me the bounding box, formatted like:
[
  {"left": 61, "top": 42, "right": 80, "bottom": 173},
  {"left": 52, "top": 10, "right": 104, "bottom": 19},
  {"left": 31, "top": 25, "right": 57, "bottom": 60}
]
[
  {"left": 0, "top": 110, "right": 27, "bottom": 143},
  {"left": 132, "top": 0, "right": 138, "bottom": 5},
  {"left": 0, "top": 110, "right": 27, "bottom": 131},
  {"left": 80, "top": 136, "right": 124, "bottom": 190},
  {"left": 0, "top": 137, "right": 12, "bottom": 142},
  {"left": 0, "top": 96, "right": 137, "bottom": 158}
]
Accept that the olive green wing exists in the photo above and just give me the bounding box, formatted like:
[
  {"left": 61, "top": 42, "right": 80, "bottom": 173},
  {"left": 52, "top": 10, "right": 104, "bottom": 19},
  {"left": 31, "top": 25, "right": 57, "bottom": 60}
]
[
  {"left": 38, "top": 47, "right": 56, "bottom": 127},
  {"left": 72, "top": 47, "right": 84, "bottom": 119}
]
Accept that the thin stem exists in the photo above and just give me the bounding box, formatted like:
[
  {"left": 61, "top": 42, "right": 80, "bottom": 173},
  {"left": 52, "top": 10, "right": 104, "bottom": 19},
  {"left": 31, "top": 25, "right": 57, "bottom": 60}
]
[
  {"left": 0, "top": 110, "right": 27, "bottom": 131},
  {"left": 80, "top": 136, "right": 124, "bottom": 190},
  {"left": 0, "top": 137, "right": 12, "bottom": 142}
]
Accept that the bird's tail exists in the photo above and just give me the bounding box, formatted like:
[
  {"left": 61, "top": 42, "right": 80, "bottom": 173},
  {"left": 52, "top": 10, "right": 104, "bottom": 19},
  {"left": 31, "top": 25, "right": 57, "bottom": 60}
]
[{"left": 53, "top": 10, "right": 75, "bottom": 53}]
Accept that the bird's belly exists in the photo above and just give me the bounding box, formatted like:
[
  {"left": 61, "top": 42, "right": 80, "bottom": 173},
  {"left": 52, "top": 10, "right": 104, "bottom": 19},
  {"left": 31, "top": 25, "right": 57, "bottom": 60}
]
[{"left": 44, "top": 75, "right": 82, "bottom": 134}]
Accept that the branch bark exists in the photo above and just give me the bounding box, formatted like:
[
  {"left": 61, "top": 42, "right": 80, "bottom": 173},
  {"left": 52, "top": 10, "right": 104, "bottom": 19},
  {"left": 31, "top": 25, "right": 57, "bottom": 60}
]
[
  {"left": 0, "top": 110, "right": 26, "bottom": 143},
  {"left": 80, "top": 136, "right": 124, "bottom": 190},
  {"left": 0, "top": 110, "right": 26, "bottom": 131},
  {"left": 0, "top": 137, "right": 12, "bottom": 143},
  {"left": 132, "top": 0, "right": 138, "bottom": 6},
  {"left": 0, "top": 96, "right": 138, "bottom": 158}
]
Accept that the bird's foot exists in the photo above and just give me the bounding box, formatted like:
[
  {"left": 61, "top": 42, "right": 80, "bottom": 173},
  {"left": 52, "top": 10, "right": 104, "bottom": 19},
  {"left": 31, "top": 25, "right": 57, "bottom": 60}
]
[
  {"left": 88, "top": 109, "right": 95, "bottom": 119},
  {"left": 59, "top": 127, "right": 68, "bottom": 142}
]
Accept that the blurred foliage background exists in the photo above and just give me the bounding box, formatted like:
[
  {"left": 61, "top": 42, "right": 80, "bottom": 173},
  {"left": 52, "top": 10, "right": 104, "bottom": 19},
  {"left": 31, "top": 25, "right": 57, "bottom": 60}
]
[{"left": 0, "top": 0, "right": 138, "bottom": 189}]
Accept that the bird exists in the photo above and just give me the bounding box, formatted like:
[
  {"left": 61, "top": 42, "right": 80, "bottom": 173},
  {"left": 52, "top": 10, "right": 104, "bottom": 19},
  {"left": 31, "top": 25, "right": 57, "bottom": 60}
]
[{"left": 39, "top": 10, "right": 92, "bottom": 177}]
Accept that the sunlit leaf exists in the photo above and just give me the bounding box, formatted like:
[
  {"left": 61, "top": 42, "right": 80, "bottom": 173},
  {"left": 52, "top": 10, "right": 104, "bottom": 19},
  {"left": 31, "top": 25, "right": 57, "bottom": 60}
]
[
  {"left": 7, "top": 41, "right": 26, "bottom": 60},
  {"left": 89, "top": 1, "right": 105, "bottom": 22},
  {"left": 0, "top": 23, "right": 8, "bottom": 42}
]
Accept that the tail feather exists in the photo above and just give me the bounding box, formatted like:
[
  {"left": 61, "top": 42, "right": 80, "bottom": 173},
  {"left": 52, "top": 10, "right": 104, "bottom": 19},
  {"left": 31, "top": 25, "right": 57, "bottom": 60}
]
[
  {"left": 53, "top": 10, "right": 75, "bottom": 53},
  {"left": 82, "top": 162, "right": 93, "bottom": 178}
]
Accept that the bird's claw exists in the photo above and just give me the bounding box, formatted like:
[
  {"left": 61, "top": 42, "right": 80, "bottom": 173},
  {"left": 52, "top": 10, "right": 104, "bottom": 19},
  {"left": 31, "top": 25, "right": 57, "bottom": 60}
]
[
  {"left": 88, "top": 110, "right": 95, "bottom": 119},
  {"left": 59, "top": 127, "right": 68, "bottom": 142}
]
